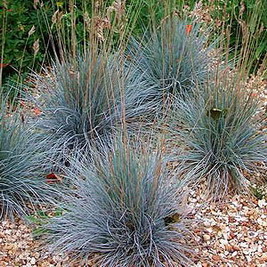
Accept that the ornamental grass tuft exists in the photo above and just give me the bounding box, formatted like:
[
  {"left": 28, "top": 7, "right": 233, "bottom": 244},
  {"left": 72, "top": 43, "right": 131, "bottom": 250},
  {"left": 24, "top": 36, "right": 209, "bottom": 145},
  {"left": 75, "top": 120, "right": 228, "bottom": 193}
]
[
  {"left": 33, "top": 53, "right": 135, "bottom": 155},
  {"left": 126, "top": 18, "right": 214, "bottom": 115},
  {"left": 46, "top": 141, "right": 193, "bottom": 266},
  {"left": 0, "top": 96, "right": 56, "bottom": 220},
  {"left": 172, "top": 80, "right": 267, "bottom": 199}
]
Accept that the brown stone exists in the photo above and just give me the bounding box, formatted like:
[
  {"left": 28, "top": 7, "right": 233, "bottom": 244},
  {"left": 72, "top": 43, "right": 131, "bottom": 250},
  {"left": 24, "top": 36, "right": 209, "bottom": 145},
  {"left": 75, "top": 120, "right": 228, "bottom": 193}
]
[{"left": 212, "top": 255, "right": 221, "bottom": 261}]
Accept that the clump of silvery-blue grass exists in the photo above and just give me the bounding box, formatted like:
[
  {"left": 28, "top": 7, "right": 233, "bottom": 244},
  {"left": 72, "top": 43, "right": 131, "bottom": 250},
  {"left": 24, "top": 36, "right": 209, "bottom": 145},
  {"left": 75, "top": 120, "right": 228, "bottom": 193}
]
[
  {"left": 33, "top": 53, "right": 144, "bottom": 162},
  {"left": 0, "top": 96, "right": 57, "bottom": 220},
  {"left": 172, "top": 80, "right": 267, "bottom": 199},
  {"left": 46, "top": 141, "right": 194, "bottom": 266},
  {"left": 125, "top": 18, "right": 214, "bottom": 115}
]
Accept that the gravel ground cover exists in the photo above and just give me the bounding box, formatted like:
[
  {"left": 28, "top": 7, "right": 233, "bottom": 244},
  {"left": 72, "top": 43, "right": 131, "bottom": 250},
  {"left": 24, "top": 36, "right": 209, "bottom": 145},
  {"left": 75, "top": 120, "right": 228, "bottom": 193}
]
[
  {"left": 190, "top": 189, "right": 267, "bottom": 267},
  {"left": 0, "top": 75, "right": 266, "bottom": 267},
  {"left": 0, "top": 189, "right": 266, "bottom": 267}
]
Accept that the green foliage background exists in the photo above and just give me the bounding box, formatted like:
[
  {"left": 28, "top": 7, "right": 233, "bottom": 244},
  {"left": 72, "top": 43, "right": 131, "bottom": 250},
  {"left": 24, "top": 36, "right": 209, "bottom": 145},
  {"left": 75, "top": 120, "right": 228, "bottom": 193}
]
[
  {"left": 0, "top": 0, "right": 266, "bottom": 85},
  {"left": 1, "top": 0, "right": 51, "bottom": 81}
]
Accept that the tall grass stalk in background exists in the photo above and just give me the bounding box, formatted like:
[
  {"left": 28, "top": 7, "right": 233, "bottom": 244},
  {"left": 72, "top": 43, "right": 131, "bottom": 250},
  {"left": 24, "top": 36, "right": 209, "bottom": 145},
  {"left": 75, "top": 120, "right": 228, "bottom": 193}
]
[
  {"left": 46, "top": 141, "right": 193, "bottom": 266},
  {"left": 0, "top": 95, "right": 56, "bottom": 220},
  {"left": 172, "top": 78, "right": 266, "bottom": 199},
  {"left": 46, "top": 0, "right": 145, "bottom": 62},
  {"left": 1, "top": 0, "right": 265, "bottom": 98},
  {"left": 213, "top": 0, "right": 267, "bottom": 77},
  {"left": 0, "top": 0, "right": 145, "bottom": 100}
]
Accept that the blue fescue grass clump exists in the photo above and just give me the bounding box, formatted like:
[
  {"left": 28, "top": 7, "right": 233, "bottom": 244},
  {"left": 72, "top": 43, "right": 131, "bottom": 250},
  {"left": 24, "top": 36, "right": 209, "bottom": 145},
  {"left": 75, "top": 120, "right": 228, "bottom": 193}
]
[
  {"left": 172, "top": 81, "right": 267, "bottom": 199},
  {"left": 0, "top": 96, "right": 56, "bottom": 220},
  {"left": 125, "top": 18, "right": 213, "bottom": 113},
  {"left": 46, "top": 141, "right": 193, "bottom": 266},
  {"left": 33, "top": 53, "right": 131, "bottom": 154}
]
